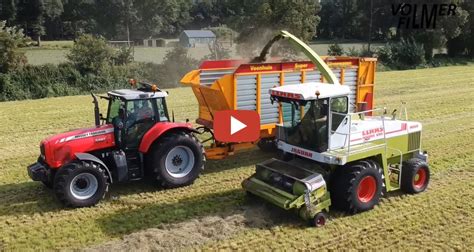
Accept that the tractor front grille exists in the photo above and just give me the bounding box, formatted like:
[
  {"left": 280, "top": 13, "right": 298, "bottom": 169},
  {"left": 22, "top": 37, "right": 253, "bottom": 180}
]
[{"left": 408, "top": 132, "right": 421, "bottom": 151}]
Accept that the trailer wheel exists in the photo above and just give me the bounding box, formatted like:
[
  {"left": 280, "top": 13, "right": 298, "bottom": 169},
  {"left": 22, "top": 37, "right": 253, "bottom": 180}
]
[
  {"left": 53, "top": 161, "right": 109, "bottom": 207},
  {"left": 330, "top": 161, "right": 383, "bottom": 213},
  {"left": 312, "top": 212, "right": 327, "bottom": 227},
  {"left": 150, "top": 132, "right": 205, "bottom": 188},
  {"left": 401, "top": 158, "right": 430, "bottom": 194}
]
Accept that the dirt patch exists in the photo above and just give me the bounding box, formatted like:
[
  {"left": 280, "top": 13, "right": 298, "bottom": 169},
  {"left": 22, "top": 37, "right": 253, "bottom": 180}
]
[{"left": 85, "top": 202, "right": 289, "bottom": 251}]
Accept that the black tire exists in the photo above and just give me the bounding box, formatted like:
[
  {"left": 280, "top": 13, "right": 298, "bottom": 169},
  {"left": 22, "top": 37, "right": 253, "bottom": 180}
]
[
  {"left": 42, "top": 169, "right": 56, "bottom": 189},
  {"left": 53, "top": 161, "right": 109, "bottom": 207},
  {"left": 150, "top": 132, "right": 205, "bottom": 188},
  {"left": 401, "top": 158, "right": 430, "bottom": 194},
  {"left": 330, "top": 161, "right": 383, "bottom": 213},
  {"left": 312, "top": 212, "right": 327, "bottom": 227},
  {"left": 257, "top": 138, "right": 277, "bottom": 152},
  {"left": 365, "top": 159, "right": 386, "bottom": 195}
]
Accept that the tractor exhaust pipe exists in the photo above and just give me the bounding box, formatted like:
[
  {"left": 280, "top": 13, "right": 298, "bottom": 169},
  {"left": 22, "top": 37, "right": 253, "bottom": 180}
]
[{"left": 91, "top": 92, "right": 100, "bottom": 128}]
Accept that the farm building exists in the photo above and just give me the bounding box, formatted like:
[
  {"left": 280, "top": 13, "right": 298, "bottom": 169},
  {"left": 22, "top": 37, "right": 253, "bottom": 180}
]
[{"left": 179, "top": 30, "right": 216, "bottom": 48}]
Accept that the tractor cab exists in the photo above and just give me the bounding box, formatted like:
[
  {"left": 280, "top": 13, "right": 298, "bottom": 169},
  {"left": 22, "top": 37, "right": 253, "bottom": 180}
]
[
  {"left": 270, "top": 82, "right": 351, "bottom": 155},
  {"left": 103, "top": 85, "right": 170, "bottom": 150}
]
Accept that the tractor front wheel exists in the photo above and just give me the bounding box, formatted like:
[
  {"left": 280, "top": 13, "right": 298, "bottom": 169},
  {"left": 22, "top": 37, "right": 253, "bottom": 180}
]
[
  {"left": 53, "top": 161, "right": 109, "bottom": 207},
  {"left": 401, "top": 158, "right": 430, "bottom": 194},
  {"left": 42, "top": 169, "right": 56, "bottom": 189},
  {"left": 330, "top": 161, "right": 383, "bottom": 213},
  {"left": 150, "top": 132, "right": 205, "bottom": 188}
]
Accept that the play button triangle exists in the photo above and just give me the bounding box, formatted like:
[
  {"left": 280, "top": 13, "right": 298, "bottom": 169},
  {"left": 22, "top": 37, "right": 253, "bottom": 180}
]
[{"left": 230, "top": 116, "right": 247, "bottom": 135}]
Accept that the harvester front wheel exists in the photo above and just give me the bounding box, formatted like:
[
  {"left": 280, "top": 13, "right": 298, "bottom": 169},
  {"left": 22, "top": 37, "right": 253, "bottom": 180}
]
[
  {"left": 312, "top": 212, "right": 327, "bottom": 227},
  {"left": 401, "top": 158, "right": 430, "bottom": 194},
  {"left": 53, "top": 161, "right": 109, "bottom": 207},
  {"left": 150, "top": 132, "right": 205, "bottom": 188},
  {"left": 330, "top": 161, "right": 383, "bottom": 213}
]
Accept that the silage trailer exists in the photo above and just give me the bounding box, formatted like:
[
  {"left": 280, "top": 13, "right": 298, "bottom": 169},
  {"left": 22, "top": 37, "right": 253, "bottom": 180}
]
[{"left": 181, "top": 57, "right": 377, "bottom": 159}]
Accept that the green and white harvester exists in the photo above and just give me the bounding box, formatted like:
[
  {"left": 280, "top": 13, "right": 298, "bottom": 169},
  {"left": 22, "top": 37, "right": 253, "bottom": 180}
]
[{"left": 242, "top": 31, "right": 430, "bottom": 227}]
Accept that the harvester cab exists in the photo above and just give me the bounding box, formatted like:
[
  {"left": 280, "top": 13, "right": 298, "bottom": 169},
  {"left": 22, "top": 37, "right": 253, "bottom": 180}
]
[
  {"left": 242, "top": 32, "right": 431, "bottom": 227},
  {"left": 27, "top": 81, "right": 205, "bottom": 207}
]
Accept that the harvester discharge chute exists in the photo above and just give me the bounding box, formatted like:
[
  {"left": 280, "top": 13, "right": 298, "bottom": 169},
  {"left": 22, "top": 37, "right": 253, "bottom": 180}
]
[{"left": 181, "top": 30, "right": 377, "bottom": 159}]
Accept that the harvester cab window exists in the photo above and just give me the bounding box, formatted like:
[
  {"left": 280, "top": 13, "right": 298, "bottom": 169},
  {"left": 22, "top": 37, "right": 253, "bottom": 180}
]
[
  {"left": 283, "top": 99, "right": 329, "bottom": 153},
  {"left": 330, "top": 96, "right": 349, "bottom": 132}
]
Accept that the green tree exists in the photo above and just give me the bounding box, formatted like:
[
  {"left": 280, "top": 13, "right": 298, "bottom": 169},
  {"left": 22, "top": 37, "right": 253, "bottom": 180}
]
[
  {"left": 133, "top": 0, "right": 191, "bottom": 38},
  {"left": 67, "top": 34, "right": 114, "bottom": 74},
  {"left": 95, "top": 0, "right": 138, "bottom": 41},
  {"left": 61, "top": 0, "right": 97, "bottom": 39},
  {"left": 0, "top": 21, "right": 29, "bottom": 73},
  {"left": 227, "top": 0, "right": 321, "bottom": 57},
  {"left": 0, "top": 0, "right": 16, "bottom": 25},
  {"left": 43, "top": 0, "right": 64, "bottom": 39},
  {"left": 17, "top": 0, "right": 45, "bottom": 46},
  {"left": 319, "top": 0, "right": 358, "bottom": 39}
]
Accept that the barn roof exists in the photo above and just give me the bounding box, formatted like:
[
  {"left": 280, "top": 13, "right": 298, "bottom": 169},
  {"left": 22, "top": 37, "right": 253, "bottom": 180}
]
[{"left": 182, "top": 30, "right": 216, "bottom": 38}]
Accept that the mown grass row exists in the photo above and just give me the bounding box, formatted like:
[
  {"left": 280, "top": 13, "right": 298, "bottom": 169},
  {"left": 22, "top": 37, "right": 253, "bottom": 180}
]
[{"left": 0, "top": 65, "right": 473, "bottom": 250}]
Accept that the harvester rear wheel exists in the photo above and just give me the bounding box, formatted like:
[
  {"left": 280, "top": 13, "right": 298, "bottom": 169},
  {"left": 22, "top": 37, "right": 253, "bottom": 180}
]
[
  {"left": 401, "top": 158, "right": 430, "bottom": 194},
  {"left": 150, "top": 132, "right": 205, "bottom": 188},
  {"left": 330, "top": 161, "right": 383, "bottom": 213},
  {"left": 53, "top": 161, "right": 109, "bottom": 207}
]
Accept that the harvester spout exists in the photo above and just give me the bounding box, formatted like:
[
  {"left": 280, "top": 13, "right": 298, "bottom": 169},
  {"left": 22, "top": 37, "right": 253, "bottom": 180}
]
[{"left": 252, "top": 30, "right": 340, "bottom": 85}]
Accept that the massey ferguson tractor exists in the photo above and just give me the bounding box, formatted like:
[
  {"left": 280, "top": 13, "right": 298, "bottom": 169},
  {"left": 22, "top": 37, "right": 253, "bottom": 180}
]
[
  {"left": 27, "top": 82, "right": 205, "bottom": 207},
  {"left": 242, "top": 32, "right": 430, "bottom": 227}
]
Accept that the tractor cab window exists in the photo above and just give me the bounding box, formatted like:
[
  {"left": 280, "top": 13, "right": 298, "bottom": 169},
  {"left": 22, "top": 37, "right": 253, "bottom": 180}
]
[
  {"left": 280, "top": 99, "right": 329, "bottom": 153},
  {"left": 155, "top": 98, "right": 169, "bottom": 122},
  {"left": 330, "top": 96, "right": 349, "bottom": 132},
  {"left": 107, "top": 98, "right": 122, "bottom": 124},
  {"left": 123, "top": 99, "right": 156, "bottom": 149}
]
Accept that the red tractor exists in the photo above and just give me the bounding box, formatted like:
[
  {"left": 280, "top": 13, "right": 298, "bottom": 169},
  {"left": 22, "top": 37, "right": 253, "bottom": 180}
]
[{"left": 27, "top": 82, "right": 205, "bottom": 207}]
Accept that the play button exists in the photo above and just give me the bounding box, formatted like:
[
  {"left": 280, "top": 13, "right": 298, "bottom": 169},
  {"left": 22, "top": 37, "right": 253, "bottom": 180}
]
[
  {"left": 230, "top": 116, "right": 247, "bottom": 135},
  {"left": 214, "top": 110, "right": 260, "bottom": 142}
]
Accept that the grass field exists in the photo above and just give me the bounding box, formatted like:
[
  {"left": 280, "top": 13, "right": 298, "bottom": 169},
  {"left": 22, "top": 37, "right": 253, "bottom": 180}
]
[
  {"left": 23, "top": 42, "right": 379, "bottom": 65},
  {"left": 0, "top": 66, "right": 473, "bottom": 250}
]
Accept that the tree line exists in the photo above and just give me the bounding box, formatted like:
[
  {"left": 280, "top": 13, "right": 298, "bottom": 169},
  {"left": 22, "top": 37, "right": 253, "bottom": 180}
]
[{"left": 1, "top": 0, "right": 472, "bottom": 58}]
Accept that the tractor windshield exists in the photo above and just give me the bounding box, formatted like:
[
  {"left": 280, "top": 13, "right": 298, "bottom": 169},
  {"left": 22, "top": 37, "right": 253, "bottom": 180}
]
[{"left": 279, "top": 99, "right": 329, "bottom": 153}]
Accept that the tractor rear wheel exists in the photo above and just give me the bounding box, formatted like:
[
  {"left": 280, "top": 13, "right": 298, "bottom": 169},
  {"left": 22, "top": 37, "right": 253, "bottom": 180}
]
[
  {"left": 330, "top": 161, "right": 383, "bottom": 213},
  {"left": 53, "top": 161, "right": 109, "bottom": 207},
  {"left": 150, "top": 132, "right": 205, "bottom": 188},
  {"left": 401, "top": 158, "right": 430, "bottom": 194}
]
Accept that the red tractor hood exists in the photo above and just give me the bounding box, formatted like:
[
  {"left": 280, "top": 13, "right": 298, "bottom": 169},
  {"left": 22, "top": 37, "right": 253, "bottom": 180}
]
[{"left": 41, "top": 125, "right": 115, "bottom": 168}]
